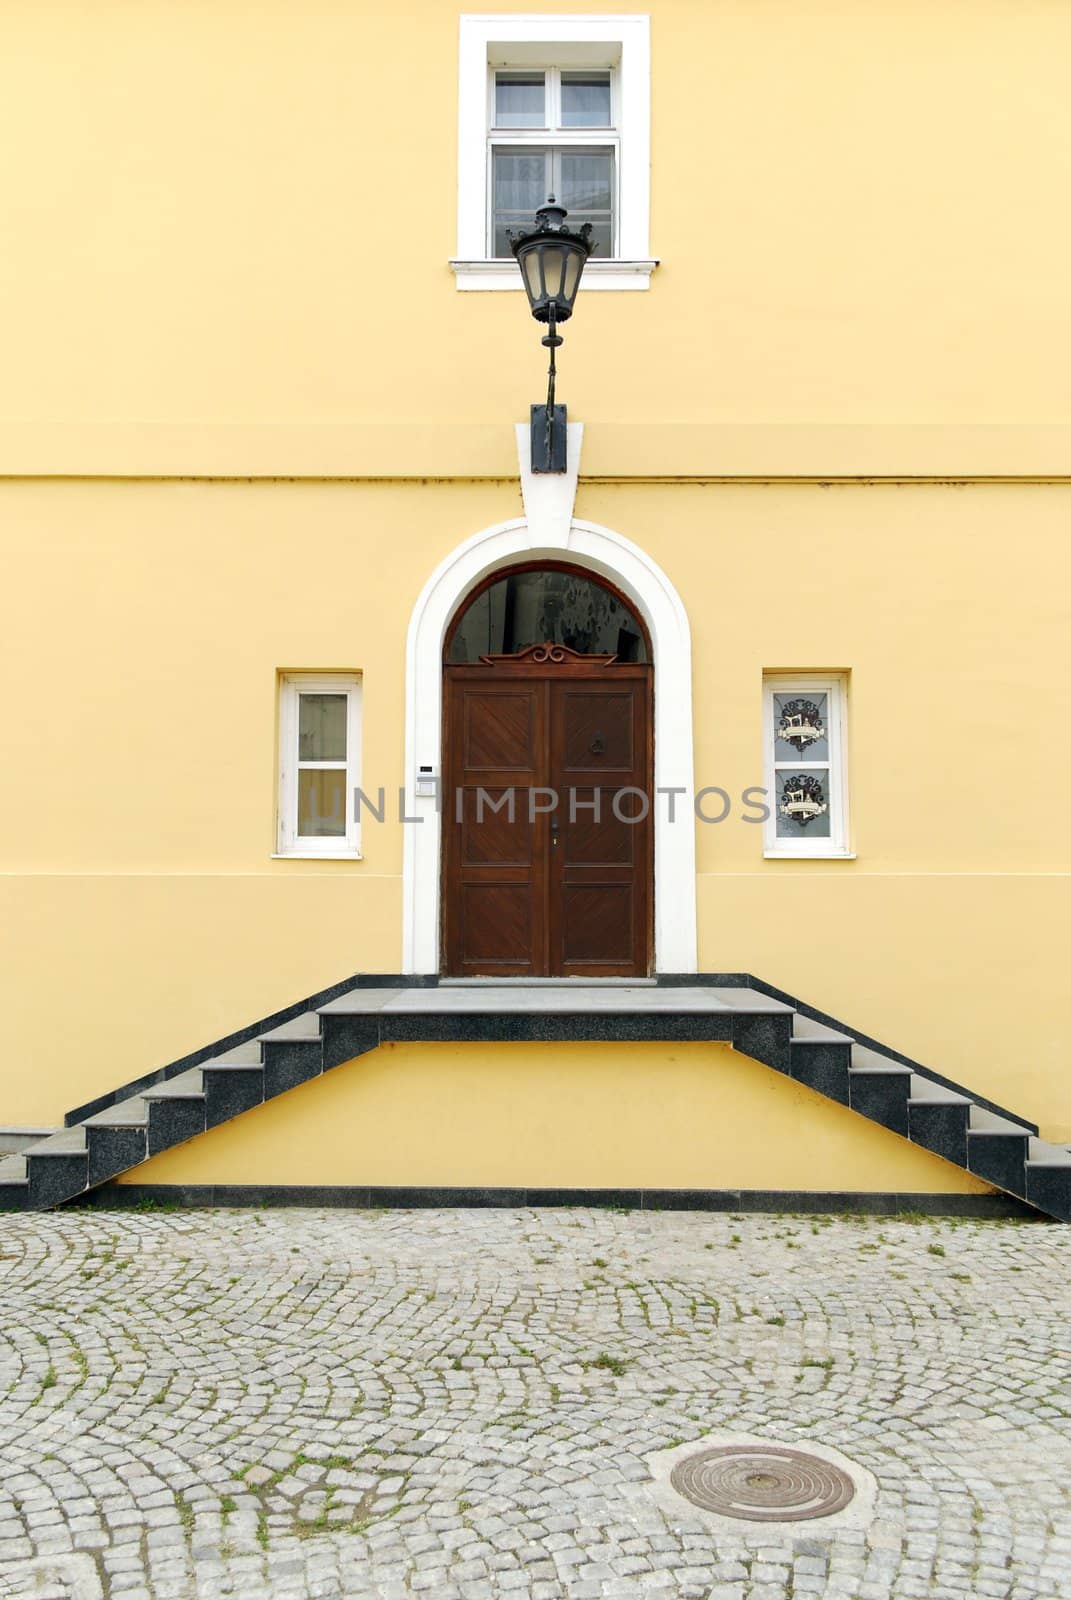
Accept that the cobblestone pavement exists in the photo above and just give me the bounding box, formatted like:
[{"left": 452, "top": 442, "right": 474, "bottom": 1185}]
[{"left": 0, "top": 1207, "right": 1069, "bottom": 1600}]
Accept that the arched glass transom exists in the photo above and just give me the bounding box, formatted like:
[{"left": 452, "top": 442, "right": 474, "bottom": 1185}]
[{"left": 446, "top": 565, "right": 649, "bottom": 663}]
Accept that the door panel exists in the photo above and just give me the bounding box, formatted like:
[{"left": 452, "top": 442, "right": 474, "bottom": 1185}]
[
  {"left": 459, "top": 883, "right": 534, "bottom": 964},
  {"left": 444, "top": 678, "right": 547, "bottom": 977},
  {"left": 458, "top": 786, "right": 533, "bottom": 866},
  {"left": 464, "top": 691, "right": 536, "bottom": 770},
  {"left": 443, "top": 666, "right": 651, "bottom": 977},
  {"left": 550, "top": 678, "right": 651, "bottom": 978},
  {"left": 560, "top": 882, "right": 635, "bottom": 964},
  {"left": 562, "top": 788, "right": 636, "bottom": 865},
  {"left": 560, "top": 690, "right": 634, "bottom": 772}
]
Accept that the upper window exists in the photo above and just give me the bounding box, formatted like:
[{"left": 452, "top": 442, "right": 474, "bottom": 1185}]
[
  {"left": 762, "top": 675, "right": 852, "bottom": 859},
  {"left": 490, "top": 68, "right": 616, "bottom": 258},
  {"left": 454, "top": 15, "right": 653, "bottom": 291},
  {"left": 277, "top": 674, "right": 362, "bottom": 858},
  {"left": 447, "top": 564, "right": 649, "bottom": 663}
]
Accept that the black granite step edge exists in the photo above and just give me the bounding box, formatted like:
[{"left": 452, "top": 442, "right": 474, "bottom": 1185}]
[{"left": 66, "top": 1183, "right": 1040, "bottom": 1220}]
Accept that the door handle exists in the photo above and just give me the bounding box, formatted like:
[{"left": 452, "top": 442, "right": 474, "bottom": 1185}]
[{"left": 550, "top": 815, "right": 560, "bottom": 846}]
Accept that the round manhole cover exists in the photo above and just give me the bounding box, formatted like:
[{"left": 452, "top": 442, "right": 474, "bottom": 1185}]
[{"left": 669, "top": 1445, "right": 855, "bottom": 1522}]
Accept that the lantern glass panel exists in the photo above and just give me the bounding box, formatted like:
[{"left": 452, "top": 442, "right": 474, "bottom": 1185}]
[
  {"left": 562, "top": 249, "right": 582, "bottom": 302},
  {"left": 539, "top": 244, "right": 567, "bottom": 299},
  {"left": 523, "top": 249, "right": 543, "bottom": 303}
]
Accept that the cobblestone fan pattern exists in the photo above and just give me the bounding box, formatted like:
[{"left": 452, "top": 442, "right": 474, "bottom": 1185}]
[{"left": 0, "top": 1208, "right": 1069, "bottom": 1600}]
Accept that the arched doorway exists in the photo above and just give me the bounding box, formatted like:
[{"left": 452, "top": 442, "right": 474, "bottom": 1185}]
[{"left": 441, "top": 562, "right": 654, "bottom": 977}]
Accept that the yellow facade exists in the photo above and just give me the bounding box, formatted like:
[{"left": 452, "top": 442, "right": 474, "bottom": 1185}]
[{"left": 2, "top": 3, "right": 1068, "bottom": 1188}]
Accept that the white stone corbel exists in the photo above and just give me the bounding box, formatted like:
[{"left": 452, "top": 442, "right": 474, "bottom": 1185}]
[{"left": 515, "top": 421, "right": 584, "bottom": 549}]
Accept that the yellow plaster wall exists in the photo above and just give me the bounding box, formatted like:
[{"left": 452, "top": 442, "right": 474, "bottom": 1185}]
[
  {"left": 1, "top": 475, "right": 1068, "bottom": 1141},
  {"left": 0, "top": 0, "right": 1069, "bottom": 439},
  {"left": 122, "top": 1041, "right": 992, "bottom": 1195}
]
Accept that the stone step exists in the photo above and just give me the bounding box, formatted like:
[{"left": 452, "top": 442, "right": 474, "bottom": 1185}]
[
  {"left": 848, "top": 1043, "right": 912, "bottom": 1136},
  {"left": 22, "top": 1128, "right": 90, "bottom": 1207},
  {"left": 84, "top": 1094, "right": 152, "bottom": 1186},
  {"left": 141, "top": 1071, "right": 207, "bottom": 1155},
  {"left": 0, "top": 1126, "right": 61, "bottom": 1156},
  {"left": 966, "top": 1109, "right": 1031, "bottom": 1197},
  {"left": 1025, "top": 1140, "right": 1071, "bottom": 1222},
  {"left": 84, "top": 1095, "right": 150, "bottom": 1128},
  {"left": 211, "top": 1041, "right": 264, "bottom": 1065},
  {"left": 789, "top": 1016, "right": 853, "bottom": 1105},
  {"left": 908, "top": 1077, "right": 972, "bottom": 1166},
  {"left": 258, "top": 1010, "right": 326, "bottom": 1091},
  {"left": 200, "top": 1061, "right": 265, "bottom": 1128},
  {"left": 0, "top": 1155, "right": 29, "bottom": 1210}
]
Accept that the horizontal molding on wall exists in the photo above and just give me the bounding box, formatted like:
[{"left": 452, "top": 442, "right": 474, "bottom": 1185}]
[{"left": 0, "top": 423, "right": 1070, "bottom": 482}]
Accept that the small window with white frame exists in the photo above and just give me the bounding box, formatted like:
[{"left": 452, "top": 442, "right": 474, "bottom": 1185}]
[
  {"left": 277, "top": 674, "right": 362, "bottom": 858},
  {"left": 762, "top": 674, "right": 851, "bottom": 859},
  {"left": 453, "top": 15, "right": 653, "bottom": 290}
]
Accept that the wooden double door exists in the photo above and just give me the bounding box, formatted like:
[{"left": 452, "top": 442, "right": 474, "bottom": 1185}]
[{"left": 442, "top": 655, "right": 653, "bottom": 977}]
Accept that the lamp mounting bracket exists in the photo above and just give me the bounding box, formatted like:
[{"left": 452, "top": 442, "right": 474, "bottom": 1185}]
[{"left": 530, "top": 403, "right": 568, "bottom": 473}]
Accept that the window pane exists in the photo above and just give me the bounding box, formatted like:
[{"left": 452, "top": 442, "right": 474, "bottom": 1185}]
[
  {"left": 775, "top": 769, "right": 832, "bottom": 840},
  {"left": 495, "top": 72, "right": 545, "bottom": 128},
  {"left": 492, "top": 149, "right": 550, "bottom": 256},
  {"left": 572, "top": 217, "right": 612, "bottom": 257},
  {"left": 559, "top": 150, "right": 613, "bottom": 254},
  {"left": 298, "top": 693, "right": 347, "bottom": 762},
  {"left": 561, "top": 72, "right": 611, "bottom": 127},
  {"left": 298, "top": 769, "right": 347, "bottom": 837},
  {"left": 773, "top": 693, "right": 829, "bottom": 762},
  {"left": 559, "top": 151, "right": 613, "bottom": 212}
]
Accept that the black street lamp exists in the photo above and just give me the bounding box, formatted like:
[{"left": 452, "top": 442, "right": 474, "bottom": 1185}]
[{"left": 508, "top": 196, "right": 595, "bottom": 473}]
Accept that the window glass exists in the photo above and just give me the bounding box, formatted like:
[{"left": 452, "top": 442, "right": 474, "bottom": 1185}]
[
  {"left": 495, "top": 72, "right": 545, "bottom": 127},
  {"left": 493, "top": 149, "right": 614, "bottom": 258},
  {"left": 492, "top": 150, "right": 550, "bottom": 256},
  {"left": 773, "top": 693, "right": 829, "bottom": 762},
  {"left": 448, "top": 568, "right": 647, "bottom": 663},
  {"left": 298, "top": 769, "right": 347, "bottom": 837},
  {"left": 559, "top": 151, "right": 614, "bottom": 255},
  {"left": 298, "top": 694, "right": 347, "bottom": 762},
  {"left": 561, "top": 71, "right": 611, "bottom": 127},
  {"left": 775, "top": 770, "right": 832, "bottom": 840}
]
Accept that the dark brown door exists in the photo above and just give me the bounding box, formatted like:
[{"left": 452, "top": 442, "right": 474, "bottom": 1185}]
[{"left": 442, "top": 659, "right": 652, "bottom": 977}]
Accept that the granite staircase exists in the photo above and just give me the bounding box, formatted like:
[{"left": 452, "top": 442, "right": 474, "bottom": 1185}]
[{"left": 1, "top": 978, "right": 1069, "bottom": 1219}]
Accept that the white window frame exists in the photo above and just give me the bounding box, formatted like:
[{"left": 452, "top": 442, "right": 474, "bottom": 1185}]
[
  {"left": 277, "top": 674, "right": 362, "bottom": 860},
  {"left": 762, "top": 674, "right": 853, "bottom": 860},
  {"left": 453, "top": 14, "right": 655, "bottom": 291}
]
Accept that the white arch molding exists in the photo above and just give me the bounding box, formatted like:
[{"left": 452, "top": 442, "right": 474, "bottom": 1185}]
[{"left": 402, "top": 456, "right": 697, "bottom": 975}]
